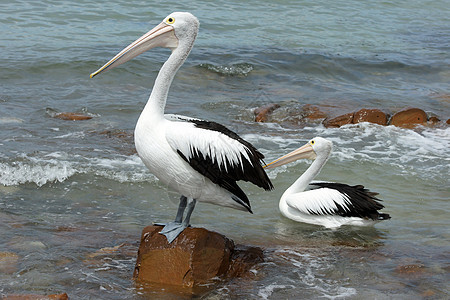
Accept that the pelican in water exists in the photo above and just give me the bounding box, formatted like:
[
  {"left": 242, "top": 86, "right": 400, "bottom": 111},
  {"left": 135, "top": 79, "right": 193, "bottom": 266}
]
[
  {"left": 90, "top": 12, "right": 273, "bottom": 242},
  {"left": 265, "top": 137, "right": 390, "bottom": 228}
]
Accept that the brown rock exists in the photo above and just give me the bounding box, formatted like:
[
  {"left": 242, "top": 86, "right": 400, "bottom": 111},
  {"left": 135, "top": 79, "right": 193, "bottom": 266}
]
[
  {"left": 421, "top": 290, "right": 436, "bottom": 297},
  {"left": 323, "top": 112, "right": 354, "bottom": 128},
  {"left": 228, "top": 245, "right": 264, "bottom": 278},
  {"left": 389, "top": 108, "right": 427, "bottom": 128},
  {"left": 54, "top": 112, "right": 93, "bottom": 121},
  {"left": 427, "top": 116, "right": 440, "bottom": 126},
  {"left": 428, "top": 116, "right": 440, "bottom": 123},
  {"left": 3, "top": 293, "right": 69, "bottom": 300},
  {"left": 353, "top": 108, "right": 387, "bottom": 125},
  {"left": 301, "top": 104, "right": 328, "bottom": 120},
  {"left": 254, "top": 103, "right": 280, "bottom": 122},
  {"left": 98, "top": 130, "right": 133, "bottom": 139},
  {"left": 446, "top": 119, "right": 450, "bottom": 125},
  {"left": 133, "top": 225, "right": 263, "bottom": 292}
]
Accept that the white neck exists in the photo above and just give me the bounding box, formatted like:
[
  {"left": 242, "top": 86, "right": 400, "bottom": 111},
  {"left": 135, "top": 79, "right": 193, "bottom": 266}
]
[
  {"left": 284, "top": 150, "right": 330, "bottom": 196},
  {"left": 140, "top": 41, "right": 193, "bottom": 120}
]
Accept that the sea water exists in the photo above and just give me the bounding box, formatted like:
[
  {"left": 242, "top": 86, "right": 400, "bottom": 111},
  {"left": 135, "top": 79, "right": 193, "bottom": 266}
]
[{"left": 1, "top": 0, "right": 449, "bottom": 298}]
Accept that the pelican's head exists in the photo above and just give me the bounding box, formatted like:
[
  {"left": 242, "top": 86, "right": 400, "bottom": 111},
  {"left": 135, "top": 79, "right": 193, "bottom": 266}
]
[
  {"left": 90, "top": 12, "right": 199, "bottom": 78},
  {"left": 264, "top": 137, "right": 333, "bottom": 169}
]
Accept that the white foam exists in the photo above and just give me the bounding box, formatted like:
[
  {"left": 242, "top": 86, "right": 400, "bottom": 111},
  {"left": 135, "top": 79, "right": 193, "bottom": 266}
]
[
  {"left": 258, "top": 123, "right": 449, "bottom": 182},
  {"left": 257, "top": 283, "right": 295, "bottom": 300},
  {"left": 0, "top": 152, "right": 155, "bottom": 187},
  {"left": 275, "top": 248, "right": 357, "bottom": 299},
  {"left": 53, "top": 131, "right": 86, "bottom": 139},
  {"left": 0, "top": 160, "right": 76, "bottom": 187}
]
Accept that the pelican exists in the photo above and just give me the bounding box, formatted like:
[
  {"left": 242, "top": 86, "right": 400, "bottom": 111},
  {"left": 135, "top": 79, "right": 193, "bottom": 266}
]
[
  {"left": 265, "top": 137, "right": 390, "bottom": 228},
  {"left": 90, "top": 12, "right": 273, "bottom": 242}
]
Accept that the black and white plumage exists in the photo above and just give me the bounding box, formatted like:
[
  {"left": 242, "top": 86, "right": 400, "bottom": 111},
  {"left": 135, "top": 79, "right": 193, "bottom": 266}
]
[
  {"left": 265, "top": 137, "right": 390, "bottom": 228},
  {"left": 90, "top": 12, "right": 272, "bottom": 242}
]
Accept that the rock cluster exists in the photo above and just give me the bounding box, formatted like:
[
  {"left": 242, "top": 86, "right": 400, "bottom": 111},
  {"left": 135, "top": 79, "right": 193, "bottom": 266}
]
[{"left": 254, "top": 104, "right": 448, "bottom": 129}]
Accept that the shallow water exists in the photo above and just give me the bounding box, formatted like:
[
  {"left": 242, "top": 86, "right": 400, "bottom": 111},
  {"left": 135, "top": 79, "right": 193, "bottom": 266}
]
[{"left": 1, "top": 0, "right": 449, "bottom": 299}]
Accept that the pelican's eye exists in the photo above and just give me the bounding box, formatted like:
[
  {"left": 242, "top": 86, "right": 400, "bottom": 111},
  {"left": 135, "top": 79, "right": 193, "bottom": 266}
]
[
  {"left": 310, "top": 140, "right": 315, "bottom": 145},
  {"left": 166, "top": 17, "right": 175, "bottom": 24}
]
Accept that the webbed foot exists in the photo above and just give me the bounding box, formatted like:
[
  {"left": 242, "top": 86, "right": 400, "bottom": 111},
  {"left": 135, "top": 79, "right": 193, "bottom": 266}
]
[
  {"left": 160, "top": 222, "right": 190, "bottom": 243},
  {"left": 159, "top": 221, "right": 182, "bottom": 234}
]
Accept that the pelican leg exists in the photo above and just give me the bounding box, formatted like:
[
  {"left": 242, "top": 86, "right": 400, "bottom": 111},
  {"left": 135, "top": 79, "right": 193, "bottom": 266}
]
[
  {"left": 181, "top": 198, "right": 196, "bottom": 227},
  {"left": 161, "top": 198, "right": 196, "bottom": 243},
  {"left": 157, "top": 196, "right": 187, "bottom": 233}
]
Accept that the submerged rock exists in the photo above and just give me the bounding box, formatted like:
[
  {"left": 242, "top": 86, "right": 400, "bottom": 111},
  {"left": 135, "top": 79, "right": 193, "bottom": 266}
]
[
  {"left": 254, "top": 103, "right": 281, "bottom": 122},
  {"left": 0, "top": 251, "right": 19, "bottom": 274},
  {"left": 394, "top": 263, "right": 429, "bottom": 279},
  {"left": 389, "top": 108, "right": 427, "bottom": 128},
  {"left": 133, "top": 225, "right": 263, "bottom": 293},
  {"left": 46, "top": 108, "right": 93, "bottom": 121},
  {"left": 301, "top": 104, "right": 328, "bottom": 121}
]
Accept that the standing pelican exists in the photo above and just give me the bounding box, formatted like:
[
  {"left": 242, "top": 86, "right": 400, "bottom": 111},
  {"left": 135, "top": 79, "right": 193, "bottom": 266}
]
[
  {"left": 90, "top": 12, "right": 273, "bottom": 242},
  {"left": 265, "top": 137, "right": 390, "bottom": 228}
]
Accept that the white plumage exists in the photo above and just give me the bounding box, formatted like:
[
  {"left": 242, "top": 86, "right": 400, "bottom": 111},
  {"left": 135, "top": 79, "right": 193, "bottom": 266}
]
[
  {"left": 265, "top": 137, "right": 390, "bottom": 228},
  {"left": 91, "top": 12, "right": 272, "bottom": 242}
]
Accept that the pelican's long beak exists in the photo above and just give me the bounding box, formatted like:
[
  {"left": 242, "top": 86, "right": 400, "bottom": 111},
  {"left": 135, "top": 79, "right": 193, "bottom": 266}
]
[
  {"left": 264, "top": 142, "right": 316, "bottom": 169},
  {"left": 90, "top": 22, "right": 178, "bottom": 78}
]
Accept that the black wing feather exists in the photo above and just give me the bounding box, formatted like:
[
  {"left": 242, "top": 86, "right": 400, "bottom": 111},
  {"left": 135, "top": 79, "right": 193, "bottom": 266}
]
[
  {"left": 175, "top": 119, "right": 273, "bottom": 212},
  {"left": 310, "top": 182, "right": 391, "bottom": 220},
  {"left": 191, "top": 119, "right": 273, "bottom": 190}
]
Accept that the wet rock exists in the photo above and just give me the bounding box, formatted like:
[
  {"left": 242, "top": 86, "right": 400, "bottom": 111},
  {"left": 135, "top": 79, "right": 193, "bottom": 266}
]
[
  {"left": 53, "top": 112, "right": 93, "bottom": 121},
  {"left": 90, "top": 129, "right": 136, "bottom": 155},
  {"left": 46, "top": 108, "right": 93, "bottom": 121},
  {"left": 323, "top": 112, "right": 354, "bottom": 128},
  {"left": 421, "top": 290, "right": 436, "bottom": 297},
  {"left": 2, "top": 293, "right": 68, "bottom": 300},
  {"left": 133, "top": 225, "right": 263, "bottom": 292},
  {"left": 427, "top": 116, "right": 440, "bottom": 126},
  {"left": 389, "top": 108, "right": 427, "bottom": 128},
  {"left": 228, "top": 245, "right": 264, "bottom": 278},
  {"left": 97, "top": 129, "right": 133, "bottom": 139},
  {"left": 0, "top": 251, "right": 19, "bottom": 274},
  {"left": 353, "top": 108, "right": 388, "bottom": 125},
  {"left": 446, "top": 119, "right": 450, "bottom": 125},
  {"left": 254, "top": 103, "right": 280, "bottom": 122}
]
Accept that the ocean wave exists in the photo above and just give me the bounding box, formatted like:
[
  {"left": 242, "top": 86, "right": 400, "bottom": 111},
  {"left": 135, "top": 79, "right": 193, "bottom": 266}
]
[
  {"left": 0, "top": 153, "right": 154, "bottom": 187},
  {"left": 198, "top": 62, "right": 253, "bottom": 76},
  {"left": 247, "top": 122, "right": 449, "bottom": 182},
  {"left": 0, "top": 160, "right": 76, "bottom": 187},
  {"left": 1, "top": 123, "right": 447, "bottom": 187}
]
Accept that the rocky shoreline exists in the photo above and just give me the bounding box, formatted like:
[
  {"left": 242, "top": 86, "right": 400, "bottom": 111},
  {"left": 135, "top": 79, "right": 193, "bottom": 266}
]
[{"left": 254, "top": 103, "right": 449, "bottom": 129}]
